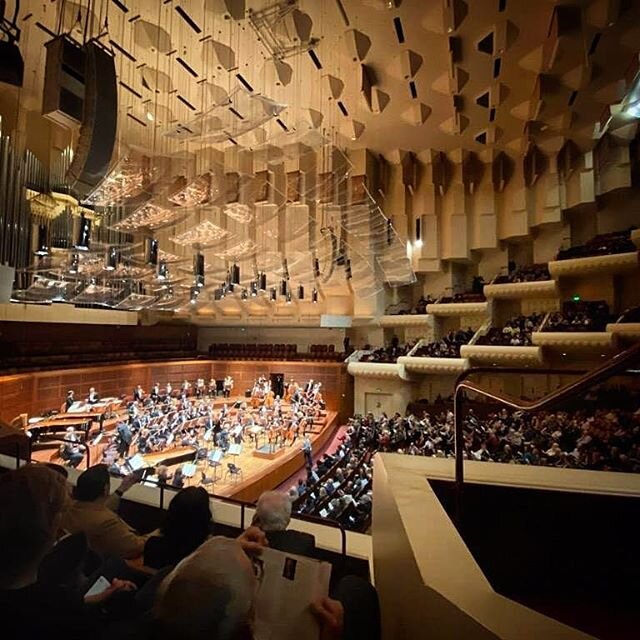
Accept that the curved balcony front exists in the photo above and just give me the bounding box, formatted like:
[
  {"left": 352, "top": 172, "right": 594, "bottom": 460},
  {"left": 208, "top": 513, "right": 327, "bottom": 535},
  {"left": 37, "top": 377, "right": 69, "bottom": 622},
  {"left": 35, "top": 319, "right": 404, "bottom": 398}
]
[
  {"left": 426, "top": 301, "right": 489, "bottom": 317},
  {"left": 531, "top": 331, "right": 614, "bottom": 350},
  {"left": 347, "top": 361, "right": 402, "bottom": 379},
  {"left": 398, "top": 355, "right": 468, "bottom": 374},
  {"left": 378, "top": 314, "right": 433, "bottom": 328},
  {"left": 548, "top": 251, "right": 639, "bottom": 278},
  {"left": 460, "top": 344, "right": 543, "bottom": 365},
  {"left": 483, "top": 280, "right": 558, "bottom": 300}
]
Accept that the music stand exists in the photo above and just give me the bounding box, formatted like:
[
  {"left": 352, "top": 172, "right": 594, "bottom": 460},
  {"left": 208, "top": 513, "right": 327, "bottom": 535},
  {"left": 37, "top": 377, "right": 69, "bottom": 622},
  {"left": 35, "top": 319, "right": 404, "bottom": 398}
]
[
  {"left": 207, "top": 449, "right": 223, "bottom": 482},
  {"left": 228, "top": 442, "right": 242, "bottom": 466},
  {"left": 181, "top": 463, "right": 197, "bottom": 478}
]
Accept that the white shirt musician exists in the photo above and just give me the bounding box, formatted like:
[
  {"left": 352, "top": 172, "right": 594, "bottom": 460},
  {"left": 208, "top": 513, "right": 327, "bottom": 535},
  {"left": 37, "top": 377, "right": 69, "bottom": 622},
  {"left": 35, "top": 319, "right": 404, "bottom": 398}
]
[
  {"left": 223, "top": 375, "right": 234, "bottom": 398},
  {"left": 87, "top": 387, "right": 99, "bottom": 404}
]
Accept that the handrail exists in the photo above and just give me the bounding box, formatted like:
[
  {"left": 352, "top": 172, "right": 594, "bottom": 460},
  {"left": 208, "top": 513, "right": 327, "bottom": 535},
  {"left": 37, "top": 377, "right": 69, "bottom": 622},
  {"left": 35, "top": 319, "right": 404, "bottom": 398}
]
[{"left": 452, "top": 341, "right": 640, "bottom": 521}]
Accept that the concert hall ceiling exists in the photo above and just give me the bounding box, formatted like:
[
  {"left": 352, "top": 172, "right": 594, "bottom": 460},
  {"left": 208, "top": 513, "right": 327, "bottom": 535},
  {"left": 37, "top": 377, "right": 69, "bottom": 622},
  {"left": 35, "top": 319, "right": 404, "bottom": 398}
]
[
  {"left": 4, "top": 0, "right": 639, "bottom": 156},
  {"left": 2, "top": 0, "right": 640, "bottom": 319}
]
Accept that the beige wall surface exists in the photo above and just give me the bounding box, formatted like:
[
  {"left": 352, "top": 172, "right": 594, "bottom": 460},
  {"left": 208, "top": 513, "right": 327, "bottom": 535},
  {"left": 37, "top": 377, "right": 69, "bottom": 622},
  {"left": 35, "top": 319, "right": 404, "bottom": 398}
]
[{"left": 372, "top": 455, "right": 601, "bottom": 640}]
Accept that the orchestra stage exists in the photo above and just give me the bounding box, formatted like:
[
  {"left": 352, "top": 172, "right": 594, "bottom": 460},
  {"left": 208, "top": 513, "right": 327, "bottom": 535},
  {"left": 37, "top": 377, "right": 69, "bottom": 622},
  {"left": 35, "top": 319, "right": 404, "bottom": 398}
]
[{"left": 28, "top": 396, "right": 340, "bottom": 503}]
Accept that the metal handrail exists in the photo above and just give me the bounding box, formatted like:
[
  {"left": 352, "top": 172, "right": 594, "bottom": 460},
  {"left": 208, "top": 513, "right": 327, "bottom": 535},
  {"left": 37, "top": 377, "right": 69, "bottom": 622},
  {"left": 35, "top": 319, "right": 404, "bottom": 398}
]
[
  {"left": 453, "top": 342, "right": 640, "bottom": 511},
  {"left": 118, "top": 473, "right": 350, "bottom": 554}
]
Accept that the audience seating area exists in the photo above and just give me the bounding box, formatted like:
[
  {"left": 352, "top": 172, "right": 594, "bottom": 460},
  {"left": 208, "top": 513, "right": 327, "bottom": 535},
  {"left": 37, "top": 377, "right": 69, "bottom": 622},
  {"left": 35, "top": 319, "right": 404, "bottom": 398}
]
[
  {"left": 476, "top": 313, "right": 545, "bottom": 346},
  {"left": 438, "top": 291, "right": 486, "bottom": 304},
  {"left": 208, "top": 343, "right": 342, "bottom": 362},
  {"left": 413, "top": 329, "right": 475, "bottom": 358},
  {"left": 0, "top": 322, "right": 197, "bottom": 371},
  {"left": 385, "top": 295, "right": 434, "bottom": 315},
  {"left": 293, "top": 419, "right": 375, "bottom": 531},
  {"left": 492, "top": 263, "right": 551, "bottom": 284},
  {"left": 556, "top": 229, "right": 637, "bottom": 260},
  {"left": 359, "top": 340, "right": 416, "bottom": 363},
  {"left": 543, "top": 300, "right": 612, "bottom": 332}
]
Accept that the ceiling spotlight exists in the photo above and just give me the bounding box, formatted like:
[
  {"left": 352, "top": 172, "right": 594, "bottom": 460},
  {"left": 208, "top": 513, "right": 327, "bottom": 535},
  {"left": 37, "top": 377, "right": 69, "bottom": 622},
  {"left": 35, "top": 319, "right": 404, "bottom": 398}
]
[
  {"left": 231, "top": 263, "right": 241, "bottom": 285},
  {"left": 146, "top": 111, "right": 154, "bottom": 122},
  {"left": 105, "top": 247, "right": 118, "bottom": 271},
  {"left": 280, "top": 278, "right": 288, "bottom": 296},
  {"left": 259, "top": 271, "right": 267, "bottom": 291},
  {"left": 190, "top": 286, "right": 200, "bottom": 304},
  {"left": 297, "top": 284, "right": 304, "bottom": 300},
  {"left": 241, "top": 288, "right": 249, "bottom": 301},
  {"left": 75, "top": 214, "right": 91, "bottom": 251},
  {"left": 34, "top": 224, "right": 49, "bottom": 257},
  {"left": 270, "top": 287, "right": 277, "bottom": 302},
  {"left": 286, "top": 292, "right": 292, "bottom": 304},
  {"left": 194, "top": 253, "right": 205, "bottom": 288},
  {"left": 250, "top": 281, "right": 258, "bottom": 296},
  {"left": 69, "top": 253, "right": 79, "bottom": 274},
  {"left": 312, "top": 288, "right": 318, "bottom": 303},
  {"left": 157, "top": 260, "right": 168, "bottom": 280},
  {"left": 413, "top": 239, "right": 423, "bottom": 249},
  {"left": 145, "top": 238, "right": 159, "bottom": 265},
  {"left": 313, "top": 257, "right": 320, "bottom": 278}
]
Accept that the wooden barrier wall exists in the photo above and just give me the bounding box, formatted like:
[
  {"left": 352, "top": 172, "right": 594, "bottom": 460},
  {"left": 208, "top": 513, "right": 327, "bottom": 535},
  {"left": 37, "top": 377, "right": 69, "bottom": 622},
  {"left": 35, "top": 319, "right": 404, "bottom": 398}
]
[{"left": 0, "top": 359, "right": 353, "bottom": 424}]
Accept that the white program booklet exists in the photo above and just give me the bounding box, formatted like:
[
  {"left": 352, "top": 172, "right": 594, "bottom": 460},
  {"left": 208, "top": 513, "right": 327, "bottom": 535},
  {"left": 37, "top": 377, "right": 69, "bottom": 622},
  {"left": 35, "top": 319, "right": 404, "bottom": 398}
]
[{"left": 252, "top": 547, "right": 331, "bottom": 640}]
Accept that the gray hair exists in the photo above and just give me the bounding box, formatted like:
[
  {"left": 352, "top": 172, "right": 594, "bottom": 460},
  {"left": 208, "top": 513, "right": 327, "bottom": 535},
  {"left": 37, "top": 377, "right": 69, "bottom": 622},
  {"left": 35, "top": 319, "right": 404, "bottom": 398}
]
[
  {"left": 154, "top": 537, "right": 255, "bottom": 640},
  {"left": 255, "top": 490, "right": 292, "bottom": 531}
]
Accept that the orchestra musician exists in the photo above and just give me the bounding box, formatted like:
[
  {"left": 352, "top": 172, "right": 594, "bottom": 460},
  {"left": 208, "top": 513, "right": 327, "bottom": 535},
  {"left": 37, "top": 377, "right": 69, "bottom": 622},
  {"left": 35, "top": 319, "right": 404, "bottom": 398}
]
[
  {"left": 208, "top": 378, "right": 217, "bottom": 397},
  {"left": 181, "top": 379, "right": 191, "bottom": 398},
  {"left": 64, "top": 390, "right": 75, "bottom": 412},
  {"left": 63, "top": 372, "right": 328, "bottom": 490},
  {"left": 223, "top": 375, "right": 234, "bottom": 398},
  {"left": 59, "top": 427, "right": 85, "bottom": 467},
  {"left": 87, "top": 387, "right": 99, "bottom": 404}
]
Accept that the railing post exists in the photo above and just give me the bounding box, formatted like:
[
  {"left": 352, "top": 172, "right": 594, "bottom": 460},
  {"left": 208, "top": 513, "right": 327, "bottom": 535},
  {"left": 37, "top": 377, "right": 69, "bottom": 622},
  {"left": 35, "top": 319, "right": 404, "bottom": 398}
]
[
  {"left": 159, "top": 484, "right": 165, "bottom": 510},
  {"left": 240, "top": 504, "right": 245, "bottom": 530},
  {"left": 453, "top": 386, "right": 464, "bottom": 528},
  {"left": 340, "top": 527, "right": 347, "bottom": 557},
  {"left": 15, "top": 442, "right": 20, "bottom": 469}
]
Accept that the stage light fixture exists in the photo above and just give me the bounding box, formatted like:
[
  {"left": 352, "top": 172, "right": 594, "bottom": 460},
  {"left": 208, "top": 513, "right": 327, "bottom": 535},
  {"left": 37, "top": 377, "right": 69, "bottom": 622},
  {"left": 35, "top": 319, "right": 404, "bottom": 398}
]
[
  {"left": 145, "top": 238, "right": 159, "bottom": 265},
  {"left": 34, "top": 224, "right": 49, "bottom": 256},
  {"left": 313, "top": 257, "right": 320, "bottom": 278},
  {"left": 286, "top": 291, "right": 292, "bottom": 304},
  {"left": 231, "top": 263, "right": 241, "bottom": 285},
  {"left": 194, "top": 253, "right": 205, "bottom": 288},
  {"left": 280, "top": 278, "right": 288, "bottom": 296},
  {"left": 297, "top": 284, "right": 304, "bottom": 300},
  {"left": 259, "top": 271, "right": 267, "bottom": 291},
  {"left": 345, "top": 259, "right": 352, "bottom": 280},
  {"left": 312, "top": 288, "right": 318, "bottom": 303},
  {"left": 69, "top": 253, "right": 79, "bottom": 274},
  {"left": 105, "top": 247, "right": 118, "bottom": 271},
  {"left": 158, "top": 260, "right": 169, "bottom": 280},
  {"left": 75, "top": 214, "right": 91, "bottom": 251},
  {"left": 241, "top": 288, "right": 249, "bottom": 300},
  {"left": 190, "top": 286, "right": 199, "bottom": 304},
  {"left": 250, "top": 281, "right": 258, "bottom": 296}
]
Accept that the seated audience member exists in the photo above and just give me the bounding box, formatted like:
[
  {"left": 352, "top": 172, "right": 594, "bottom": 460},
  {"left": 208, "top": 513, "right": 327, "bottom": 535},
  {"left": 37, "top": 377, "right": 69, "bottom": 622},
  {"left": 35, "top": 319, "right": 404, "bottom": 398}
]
[
  {"left": 144, "top": 487, "right": 214, "bottom": 569},
  {"left": 151, "top": 537, "right": 350, "bottom": 640},
  {"left": 253, "top": 491, "right": 316, "bottom": 557},
  {"left": 0, "top": 465, "right": 136, "bottom": 639},
  {"left": 62, "top": 465, "right": 147, "bottom": 559}
]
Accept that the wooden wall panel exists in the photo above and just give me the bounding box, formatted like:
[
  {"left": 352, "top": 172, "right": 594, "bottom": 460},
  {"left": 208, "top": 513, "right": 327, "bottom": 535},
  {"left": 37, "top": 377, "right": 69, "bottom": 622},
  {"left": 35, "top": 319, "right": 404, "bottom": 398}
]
[{"left": 0, "top": 360, "right": 351, "bottom": 423}]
